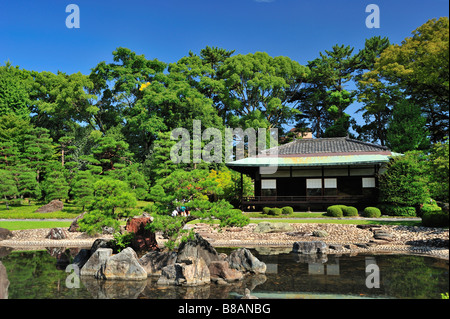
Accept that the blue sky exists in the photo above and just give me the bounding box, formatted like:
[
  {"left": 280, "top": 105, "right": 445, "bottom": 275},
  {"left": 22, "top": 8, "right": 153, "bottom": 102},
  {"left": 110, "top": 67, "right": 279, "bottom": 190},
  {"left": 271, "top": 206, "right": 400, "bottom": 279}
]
[
  {"left": 1, "top": 0, "right": 448, "bottom": 74},
  {"left": 0, "top": 0, "right": 448, "bottom": 128}
]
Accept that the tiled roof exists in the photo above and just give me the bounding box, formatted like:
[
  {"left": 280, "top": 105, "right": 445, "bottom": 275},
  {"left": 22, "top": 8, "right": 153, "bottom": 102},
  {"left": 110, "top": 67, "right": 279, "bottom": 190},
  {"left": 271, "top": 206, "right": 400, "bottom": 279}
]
[{"left": 262, "top": 137, "right": 389, "bottom": 156}]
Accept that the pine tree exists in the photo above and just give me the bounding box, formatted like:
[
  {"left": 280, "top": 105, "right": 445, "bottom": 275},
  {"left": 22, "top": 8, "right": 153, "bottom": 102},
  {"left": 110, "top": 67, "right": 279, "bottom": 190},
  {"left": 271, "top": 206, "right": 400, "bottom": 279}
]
[
  {"left": 41, "top": 165, "right": 70, "bottom": 202},
  {"left": 0, "top": 169, "right": 19, "bottom": 209},
  {"left": 70, "top": 170, "right": 95, "bottom": 210}
]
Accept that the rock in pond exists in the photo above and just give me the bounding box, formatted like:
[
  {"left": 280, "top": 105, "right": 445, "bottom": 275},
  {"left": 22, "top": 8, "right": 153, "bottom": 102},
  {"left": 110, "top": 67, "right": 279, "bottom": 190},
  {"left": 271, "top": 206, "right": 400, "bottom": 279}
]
[
  {"left": 139, "top": 251, "right": 177, "bottom": 276},
  {"left": 227, "top": 248, "right": 266, "bottom": 274},
  {"left": 80, "top": 248, "right": 113, "bottom": 277},
  {"left": 98, "top": 247, "right": 147, "bottom": 281},
  {"left": 157, "top": 256, "right": 210, "bottom": 286},
  {"left": 292, "top": 241, "right": 328, "bottom": 254},
  {"left": 208, "top": 260, "right": 243, "bottom": 283},
  {"left": 176, "top": 233, "right": 221, "bottom": 266}
]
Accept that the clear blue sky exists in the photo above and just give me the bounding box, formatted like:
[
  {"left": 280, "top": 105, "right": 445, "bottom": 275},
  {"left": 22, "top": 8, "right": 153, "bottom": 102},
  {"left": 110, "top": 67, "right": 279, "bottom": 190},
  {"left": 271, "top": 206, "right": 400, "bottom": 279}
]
[
  {"left": 0, "top": 0, "right": 448, "bottom": 128},
  {"left": 1, "top": 0, "right": 448, "bottom": 74}
]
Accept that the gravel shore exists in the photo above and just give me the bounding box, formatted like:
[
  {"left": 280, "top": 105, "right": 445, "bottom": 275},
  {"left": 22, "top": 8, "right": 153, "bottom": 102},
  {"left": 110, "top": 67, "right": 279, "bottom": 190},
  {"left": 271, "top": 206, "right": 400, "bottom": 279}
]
[{"left": 1, "top": 223, "right": 448, "bottom": 259}]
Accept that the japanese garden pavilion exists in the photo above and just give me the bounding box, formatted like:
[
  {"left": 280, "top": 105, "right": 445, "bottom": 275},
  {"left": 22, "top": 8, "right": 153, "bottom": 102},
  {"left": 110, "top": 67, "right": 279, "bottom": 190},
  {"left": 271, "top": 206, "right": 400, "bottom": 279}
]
[{"left": 226, "top": 136, "right": 401, "bottom": 211}]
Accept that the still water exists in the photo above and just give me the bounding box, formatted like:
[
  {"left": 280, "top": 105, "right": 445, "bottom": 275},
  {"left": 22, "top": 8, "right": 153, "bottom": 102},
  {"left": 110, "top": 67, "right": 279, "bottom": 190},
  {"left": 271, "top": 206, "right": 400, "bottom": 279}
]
[{"left": 0, "top": 246, "right": 448, "bottom": 299}]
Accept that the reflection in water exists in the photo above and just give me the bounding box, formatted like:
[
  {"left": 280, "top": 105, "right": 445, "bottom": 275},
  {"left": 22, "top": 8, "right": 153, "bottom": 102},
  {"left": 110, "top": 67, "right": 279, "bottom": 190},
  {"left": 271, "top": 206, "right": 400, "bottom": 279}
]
[{"left": 0, "top": 247, "right": 448, "bottom": 299}]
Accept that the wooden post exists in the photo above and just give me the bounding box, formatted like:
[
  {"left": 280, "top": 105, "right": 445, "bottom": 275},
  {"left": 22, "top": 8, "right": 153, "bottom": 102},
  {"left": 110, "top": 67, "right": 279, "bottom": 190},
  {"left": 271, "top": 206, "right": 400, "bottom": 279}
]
[{"left": 240, "top": 172, "right": 244, "bottom": 210}]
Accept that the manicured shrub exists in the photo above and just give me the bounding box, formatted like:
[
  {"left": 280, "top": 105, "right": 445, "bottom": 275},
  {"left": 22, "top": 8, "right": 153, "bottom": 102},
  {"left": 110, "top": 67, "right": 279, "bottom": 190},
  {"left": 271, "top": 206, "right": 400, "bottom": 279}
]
[
  {"left": 422, "top": 210, "right": 449, "bottom": 227},
  {"left": 363, "top": 207, "right": 381, "bottom": 218},
  {"left": 419, "top": 199, "right": 442, "bottom": 218},
  {"left": 377, "top": 204, "right": 417, "bottom": 217},
  {"left": 326, "top": 205, "right": 344, "bottom": 217},
  {"left": 262, "top": 207, "right": 271, "bottom": 215},
  {"left": 342, "top": 206, "right": 359, "bottom": 217},
  {"left": 281, "top": 206, "right": 294, "bottom": 215},
  {"left": 268, "top": 208, "right": 282, "bottom": 216}
]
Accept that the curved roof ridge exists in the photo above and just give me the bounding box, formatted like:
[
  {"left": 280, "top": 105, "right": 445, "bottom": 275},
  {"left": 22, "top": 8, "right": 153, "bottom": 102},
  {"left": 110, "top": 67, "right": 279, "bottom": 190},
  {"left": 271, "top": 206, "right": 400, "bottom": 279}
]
[{"left": 260, "top": 136, "right": 390, "bottom": 155}]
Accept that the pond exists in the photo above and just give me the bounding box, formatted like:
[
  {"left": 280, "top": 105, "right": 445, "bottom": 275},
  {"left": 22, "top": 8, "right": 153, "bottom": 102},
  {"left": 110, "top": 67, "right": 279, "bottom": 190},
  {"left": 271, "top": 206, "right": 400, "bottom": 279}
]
[{"left": 0, "top": 246, "right": 448, "bottom": 299}]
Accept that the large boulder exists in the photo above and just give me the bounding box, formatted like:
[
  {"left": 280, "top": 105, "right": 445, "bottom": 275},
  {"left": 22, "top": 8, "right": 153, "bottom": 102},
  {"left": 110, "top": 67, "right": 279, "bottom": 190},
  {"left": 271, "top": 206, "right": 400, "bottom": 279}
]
[
  {"left": 98, "top": 247, "right": 147, "bottom": 281},
  {"left": 126, "top": 216, "right": 158, "bottom": 252},
  {"left": 227, "top": 248, "right": 266, "bottom": 274},
  {"left": 138, "top": 251, "right": 177, "bottom": 276},
  {"left": 0, "top": 228, "right": 13, "bottom": 241},
  {"left": 292, "top": 241, "right": 328, "bottom": 254},
  {"left": 35, "top": 200, "right": 64, "bottom": 213},
  {"left": 157, "top": 257, "right": 210, "bottom": 286},
  {"left": 208, "top": 260, "right": 243, "bottom": 283},
  {"left": 176, "top": 233, "right": 221, "bottom": 266},
  {"left": 80, "top": 248, "right": 112, "bottom": 277}
]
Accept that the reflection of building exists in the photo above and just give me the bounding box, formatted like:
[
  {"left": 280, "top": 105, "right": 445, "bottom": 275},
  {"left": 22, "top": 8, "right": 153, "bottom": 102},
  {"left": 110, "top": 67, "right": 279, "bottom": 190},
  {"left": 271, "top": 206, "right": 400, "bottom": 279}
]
[{"left": 227, "top": 136, "right": 401, "bottom": 210}]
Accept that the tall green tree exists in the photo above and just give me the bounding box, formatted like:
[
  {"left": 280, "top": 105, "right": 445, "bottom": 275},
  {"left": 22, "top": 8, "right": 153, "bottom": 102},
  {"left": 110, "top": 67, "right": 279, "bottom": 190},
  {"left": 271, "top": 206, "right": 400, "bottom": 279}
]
[
  {"left": 292, "top": 45, "right": 357, "bottom": 137},
  {"left": 28, "top": 70, "right": 96, "bottom": 141},
  {"left": 386, "top": 100, "right": 430, "bottom": 153},
  {"left": 0, "top": 169, "right": 19, "bottom": 209},
  {"left": 70, "top": 170, "right": 95, "bottom": 211},
  {"left": 426, "top": 138, "right": 449, "bottom": 202},
  {"left": 214, "top": 52, "right": 309, "bottom": 131},
  {"left": 354, "top": 36, "right": 397, "bottom": 145},
  {"left": 21, "top": 127, "right": 56, "bottom": 183},
  {"left": 0, "top": 62, "right": 31, "bottom": 118},
  {"left": 365, "top": 17, "right": 449, "bottom": 143},
  {"left": 41, "top": 164, "right": 70, "bottom": 202}
]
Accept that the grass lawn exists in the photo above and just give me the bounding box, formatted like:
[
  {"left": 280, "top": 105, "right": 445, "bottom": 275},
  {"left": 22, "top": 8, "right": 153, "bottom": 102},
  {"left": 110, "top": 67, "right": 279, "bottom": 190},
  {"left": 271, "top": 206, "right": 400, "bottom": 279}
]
[
  {"left": 0, "top": 201, "right": 81, "bottom": 219},
  {"left": 0, "top": 220, "right": 73, "bottom": 230}
]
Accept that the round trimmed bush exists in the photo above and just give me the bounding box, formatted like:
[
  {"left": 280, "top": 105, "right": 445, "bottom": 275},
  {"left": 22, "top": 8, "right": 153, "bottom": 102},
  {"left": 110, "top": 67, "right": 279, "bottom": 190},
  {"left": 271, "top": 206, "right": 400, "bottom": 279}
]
[
  {"left": 326, "top": 205, "right": 344, "bottom": 217},
  {"left": 268, "top": 208, "right": 282, "bottom": 216},
  {"left": 262, "top": 207, "right": 271, "bottom": 215},
  {"left": 342, "top": 206, "right": 359, "bottom": 217},
  {"left": 363, "top": 207, "right": 381, "bottom": 218},
  {"left": 281, "top": 206, "right": 294, "bottom": 215},
  {"left": 422, "top": 210, "right": 449, "bottom": 227}
]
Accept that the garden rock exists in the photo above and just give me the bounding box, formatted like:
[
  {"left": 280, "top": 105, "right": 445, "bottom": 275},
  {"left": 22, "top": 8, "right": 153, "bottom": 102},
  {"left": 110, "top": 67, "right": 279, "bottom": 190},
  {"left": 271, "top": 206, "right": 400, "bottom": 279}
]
[
  {"left": 46, "top": 228, "right": 69, "bottom": 240},
  {"left": 35, "top": 199, "right": 64, "bottom": 213},
  {"left": 157, "top": 256, "right": 210, "bottom": 286},
  {"left": 0, "top": 228, "right": 13, "bottom": 241},
  {"left": 98, "top": 247, "right": 147, "bottom": 281},
  {"left": 227, "top": 248, "right": 266, "bottom": 274},
  {"left": 312, "top": 230, "right": 328, "bottom": 238},
  {"left": 126, "top": 217, "right": 158, "bottom": 252},
  {"left": 80, "top": 248, "right": 112, "bottom": 277},
  {"left": 176, "top": 233, "right": 221, "bottom": 266},
  {"left": 90, "top": 239, "right": 115, "bottom": 254},
  {"left": 292, "top": 241, "right": 328, "bottom": 254},
  {"left": 72, "top": 249, "right": 91, "bottom": 269},
  {"left": 68, "top": 212, "right": 86, "bottom": 232},
  {"left": 208, "top": 260, "right": 244, "bottom": 283},
  {"left": 253, "top": 222, "right": 294, "bottom": 234},
  {"left": 139, "top": 251, "right": 177, "bottom": 276}
]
